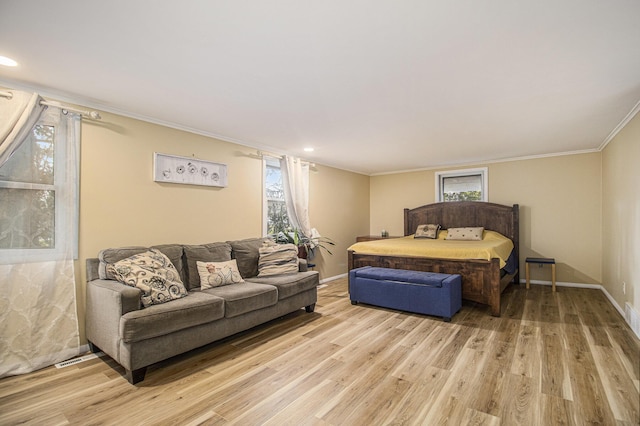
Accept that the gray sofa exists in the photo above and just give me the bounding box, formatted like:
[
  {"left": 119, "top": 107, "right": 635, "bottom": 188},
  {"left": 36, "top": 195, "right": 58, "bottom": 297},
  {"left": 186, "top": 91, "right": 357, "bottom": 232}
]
[{"left": 85, "top": 237, "right": 319, "bottom": 384}]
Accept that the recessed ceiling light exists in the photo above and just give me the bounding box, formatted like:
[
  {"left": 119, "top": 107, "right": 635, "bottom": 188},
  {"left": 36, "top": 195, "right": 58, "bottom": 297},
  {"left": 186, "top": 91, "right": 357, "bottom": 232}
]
[
  {"left": 0, "top": 56, "right": 18, "bottom": 67},
  {"left": 303, "top": 147, "right": 314, "bottom": 152}
]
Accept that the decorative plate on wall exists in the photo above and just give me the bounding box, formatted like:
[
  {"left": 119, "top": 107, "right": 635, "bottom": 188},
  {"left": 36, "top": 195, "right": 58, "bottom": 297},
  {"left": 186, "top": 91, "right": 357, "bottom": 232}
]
[{"left": 153, "top": 153, "right": 228, "bottom": 187}]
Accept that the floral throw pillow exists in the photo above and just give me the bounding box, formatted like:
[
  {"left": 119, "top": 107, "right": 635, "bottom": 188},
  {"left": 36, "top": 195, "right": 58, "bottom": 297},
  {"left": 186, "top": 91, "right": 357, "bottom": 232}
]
[
  {"left": 414, "top": 224, "right": 441, "bottom": 239},
  {"left": 197, "top": 259, "right": 244, "bottom": 289},
  {"left": 107, "top": 249, "right": 188, "bottom": 307}
]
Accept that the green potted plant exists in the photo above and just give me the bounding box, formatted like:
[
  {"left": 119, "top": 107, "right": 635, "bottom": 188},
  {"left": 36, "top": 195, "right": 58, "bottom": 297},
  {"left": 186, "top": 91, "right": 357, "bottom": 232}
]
[{"left": 274, "top": 228, "right": 335, "bottom": 259}]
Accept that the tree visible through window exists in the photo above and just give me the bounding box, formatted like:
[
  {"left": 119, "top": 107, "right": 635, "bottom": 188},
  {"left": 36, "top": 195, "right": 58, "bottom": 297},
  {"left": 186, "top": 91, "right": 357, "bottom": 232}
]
[
  {"left": 0, "top": 124, "right": 56, "bottom": 249},
  {"left": 435, "top": 168, "right": 488, "bottom": 202},
  {"left": 264, "top": 158, "right": 290, "bottom": 235}
]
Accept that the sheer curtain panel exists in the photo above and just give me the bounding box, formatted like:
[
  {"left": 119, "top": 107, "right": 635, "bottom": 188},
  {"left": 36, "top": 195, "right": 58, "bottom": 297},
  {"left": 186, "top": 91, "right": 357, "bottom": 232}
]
[
  {"left": 280, "top": 155, "right": 312, "bottom": 238},
  {"left": 0, "top": 92, "right": 81, "bottom": 377},
  {"left": 0, "top": 91, "right": 46, "bottom": 166}
]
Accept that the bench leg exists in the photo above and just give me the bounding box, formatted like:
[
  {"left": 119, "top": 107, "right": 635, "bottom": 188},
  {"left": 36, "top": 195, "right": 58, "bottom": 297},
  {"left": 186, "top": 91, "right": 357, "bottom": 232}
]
[
  {"left": 443, "top": 317, "right": 451, "bottom": 322},
  {"left": 351, "top": 300, "right": 358, "bottom": 305},
  {"left": 305, "top": 303, "right": 316, "bottom": 313}
]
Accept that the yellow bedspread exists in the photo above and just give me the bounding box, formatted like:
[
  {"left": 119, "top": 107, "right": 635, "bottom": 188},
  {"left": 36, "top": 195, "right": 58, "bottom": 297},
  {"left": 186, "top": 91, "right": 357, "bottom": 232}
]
[{"left": 348, "top": 230, "right": 514, "bottom": 268}]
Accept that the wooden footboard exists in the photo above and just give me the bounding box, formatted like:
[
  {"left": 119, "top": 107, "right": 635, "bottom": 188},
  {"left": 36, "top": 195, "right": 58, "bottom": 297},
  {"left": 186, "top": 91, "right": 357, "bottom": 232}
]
[{"left": 348, "top": 250, "right": 513, "bottom": 316}]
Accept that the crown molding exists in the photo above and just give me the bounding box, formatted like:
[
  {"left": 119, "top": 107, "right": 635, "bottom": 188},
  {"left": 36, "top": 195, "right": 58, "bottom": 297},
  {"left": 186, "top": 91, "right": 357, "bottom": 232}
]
[
  {"left": 370, "top": 149, "right": 600, "bottom": 177},
  {"left": 2, "top": 78, "right": 635, "bottom": 177},
  {"left": 598, "top": 99, "right": 640, "bottom": 151}
]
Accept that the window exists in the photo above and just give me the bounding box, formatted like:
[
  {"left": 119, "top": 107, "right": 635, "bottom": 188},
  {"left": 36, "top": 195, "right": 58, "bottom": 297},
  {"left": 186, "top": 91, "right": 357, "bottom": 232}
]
[
  {"left": 263, "top": 157, "right": 289, "bottom": 235},
  {"left": 0, "top": 108, "right": 78, "bottom": 262},
  {"left": 435, "top": 167, "right": 488, "bottom": 202}
]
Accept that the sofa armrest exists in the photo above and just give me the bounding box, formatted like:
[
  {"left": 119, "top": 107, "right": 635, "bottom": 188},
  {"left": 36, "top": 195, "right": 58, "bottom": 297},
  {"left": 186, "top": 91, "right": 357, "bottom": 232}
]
[
  {"left": 298, "top": 258, "right": 308, "bottom": 272},
  {"left": 85, "top": 279, "right": 142, "bottom": 361}
]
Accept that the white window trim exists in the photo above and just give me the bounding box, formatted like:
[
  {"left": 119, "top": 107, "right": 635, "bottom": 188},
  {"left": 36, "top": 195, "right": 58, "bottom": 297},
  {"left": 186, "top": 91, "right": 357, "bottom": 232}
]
[
  {"left": 435, "top": 167, "right": 488, "bottom": 202},
  {"left": 262, "top": 156, "right": 280, "bottom": 237},
  {"left": 262, "top": 157, "right": 269, "bottom": 236},
  {"left": 0, "top": 110, "right": 79, "bottom": 264}
]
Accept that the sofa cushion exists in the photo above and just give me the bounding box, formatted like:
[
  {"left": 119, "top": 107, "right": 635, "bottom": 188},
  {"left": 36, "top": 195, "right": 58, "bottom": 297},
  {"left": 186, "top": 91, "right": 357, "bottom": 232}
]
[
  {"left": 120, "top": 291, "right": 225, "bottom": 343},
  {"left": 108, "top": 249, "right": 188, "bottom": 307},
  {"left": 246, "top": 271, "right": 319, "bottom": 300},
  {"left": 258, "top": 243, "right": 299, "bottom": 276},
  {"left": 152, "top": 244, "right": 186, "bottom": 282},
  {"left": 99, "top": 246, "right": 147, "bottom": 280},
  {"left": 228, "top": 237, "right": 273, "bottom": 278},
  {"left": 197, "top": 259, "right": 244, "bottom": 289},
  {"left": 202, "top": 282, "right": 277, "bottom": 318},
  {"left": 183, "top": 242, "right": 233, "bottom": 290},
  {"left": 98, "top": 244, "right": 185, "bottom": 282}
]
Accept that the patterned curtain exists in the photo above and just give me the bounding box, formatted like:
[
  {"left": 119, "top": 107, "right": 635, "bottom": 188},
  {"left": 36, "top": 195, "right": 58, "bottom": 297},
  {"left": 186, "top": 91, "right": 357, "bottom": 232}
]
[{"left": 0, "top": 93, "right": 81, "bottom": 377}]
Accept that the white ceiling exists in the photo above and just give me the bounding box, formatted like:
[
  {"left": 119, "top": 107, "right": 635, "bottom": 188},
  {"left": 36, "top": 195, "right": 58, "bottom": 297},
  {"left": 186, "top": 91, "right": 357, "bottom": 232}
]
[{"left": 1, "top": 1, "right": 639, "bottom": 175}]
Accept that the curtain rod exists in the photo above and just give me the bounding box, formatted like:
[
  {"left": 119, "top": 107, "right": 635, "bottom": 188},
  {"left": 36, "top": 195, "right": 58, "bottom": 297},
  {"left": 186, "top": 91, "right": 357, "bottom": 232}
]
[
  {"left": 0, "top": 90, "right": 101, "bottom": 120},
  {"left": 256, "top": 150, "right": 317, "bottom": 169}
]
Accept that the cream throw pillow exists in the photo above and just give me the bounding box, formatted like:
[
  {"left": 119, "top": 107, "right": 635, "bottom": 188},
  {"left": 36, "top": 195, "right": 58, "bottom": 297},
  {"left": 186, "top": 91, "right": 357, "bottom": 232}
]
[
  {"left": 445, "top": 227, "right": 484, "bottom": 241},
  {"left": 258, "top": 243, "right": 299, "bottom": 276},
  {"left": 197, "top": 259, "right": 244, "bottom": 289},
  {"left": 108, "top": 249, "right": 188, "bottom": 307}
]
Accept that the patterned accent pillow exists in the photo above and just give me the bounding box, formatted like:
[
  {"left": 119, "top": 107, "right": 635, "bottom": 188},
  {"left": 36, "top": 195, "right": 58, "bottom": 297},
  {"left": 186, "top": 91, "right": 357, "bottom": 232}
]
[
  {"left": 445, "top": 227, "right": 484, "bottom": 241},
  {"left": 107, "top": 249, "right": 188, "bottom": 307},
  {"left": 414, "top": 224, "right": 441, "bottom": 239},
  {"left": 258, "top": 243, "right": 299, "bottom": 276},
  {"left": 197, "top": 259, "right": 244, "bottom": 289}
]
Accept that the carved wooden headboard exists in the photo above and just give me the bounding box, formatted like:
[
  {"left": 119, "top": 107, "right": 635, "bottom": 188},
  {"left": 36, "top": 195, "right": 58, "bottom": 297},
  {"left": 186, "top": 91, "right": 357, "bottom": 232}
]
[{"left": 404, "top": 201, "right": 519, "bottom": 245}]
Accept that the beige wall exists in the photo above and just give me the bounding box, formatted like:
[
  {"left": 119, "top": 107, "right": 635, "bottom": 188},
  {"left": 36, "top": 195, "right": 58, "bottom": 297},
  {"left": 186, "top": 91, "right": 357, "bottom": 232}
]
[
  {"left": 370, "top": 152, "right": 603, "bottom": 284},
  {"left": 602, "top": 113, "right": 639, "bottom": 313},
  {"left": 77, "top": 112, "right": 370, "bottom": 342},
  {"left": 309, "top": 164, "right": 370, "bottom": 278},
  {"left": 12, "top": 90, "right": 634, "bottom": 343}
]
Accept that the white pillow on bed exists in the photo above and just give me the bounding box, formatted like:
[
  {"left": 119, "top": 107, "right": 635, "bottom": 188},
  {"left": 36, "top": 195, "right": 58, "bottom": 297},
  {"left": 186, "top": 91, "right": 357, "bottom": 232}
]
[{"left": 445, "top": 227, "right": 484, "bottom": 241}]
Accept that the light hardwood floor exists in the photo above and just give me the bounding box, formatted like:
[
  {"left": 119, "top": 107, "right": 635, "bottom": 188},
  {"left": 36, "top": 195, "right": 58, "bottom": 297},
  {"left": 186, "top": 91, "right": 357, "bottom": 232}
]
[{"left": 1, "top": 278, "right": 638, "bottom": 425}]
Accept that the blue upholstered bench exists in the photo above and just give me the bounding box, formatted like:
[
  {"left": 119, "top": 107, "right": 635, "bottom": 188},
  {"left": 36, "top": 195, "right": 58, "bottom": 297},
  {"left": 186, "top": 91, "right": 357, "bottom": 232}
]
[{"left": 349, "top": 266, "right": 462, "bottom": 321}]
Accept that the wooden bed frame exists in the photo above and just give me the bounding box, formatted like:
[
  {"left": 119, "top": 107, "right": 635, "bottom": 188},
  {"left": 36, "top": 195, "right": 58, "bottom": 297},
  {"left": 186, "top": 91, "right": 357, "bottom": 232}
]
[{"left": 348, "top": 201, "right": 519, "bottom": 316}]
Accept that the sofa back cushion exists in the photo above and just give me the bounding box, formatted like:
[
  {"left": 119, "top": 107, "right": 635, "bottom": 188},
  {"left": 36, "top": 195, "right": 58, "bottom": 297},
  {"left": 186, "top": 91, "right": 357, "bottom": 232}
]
[
  {"left": 99, "top": 246, "right": 148, "bottom": 280},
  {"left": 227, "top": 237, "right": 273, "bottom": 278},
  {"left": 183, "top": 242, "right": 232, "bottom": 290},
  {"left": 98, "top": 244, "right": 186, "bottom": 283},
  {"left": 108, "top": 248, "right": 188, "bottom": 307}
]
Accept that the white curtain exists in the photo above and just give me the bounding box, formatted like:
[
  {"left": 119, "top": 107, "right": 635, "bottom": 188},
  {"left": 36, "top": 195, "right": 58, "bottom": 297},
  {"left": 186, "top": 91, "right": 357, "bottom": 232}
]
[
  {"left": 0, "top": 92, "right": 81, "bottom": 377},
  {"left": 280, "top": 155, "right": 312, "bottom": 238},
  {"left": 0, "top": 91, "right": 46, "bottom": 167}
]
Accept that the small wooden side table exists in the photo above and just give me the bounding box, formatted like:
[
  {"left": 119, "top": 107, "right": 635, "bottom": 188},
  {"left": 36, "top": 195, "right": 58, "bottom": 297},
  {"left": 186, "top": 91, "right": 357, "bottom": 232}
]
[{"left": 525, "top": 257, "right": 556, "bottom": 292}]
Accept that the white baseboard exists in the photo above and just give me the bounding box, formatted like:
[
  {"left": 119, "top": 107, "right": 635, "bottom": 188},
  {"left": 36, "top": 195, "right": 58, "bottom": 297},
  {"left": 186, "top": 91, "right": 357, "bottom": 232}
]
[
  {"left": 519, "top": 278, "right": 601, "bottom": 289},
  {"left": 521, "top": 279, "right": 640, "bottom": 339},
  {"left": 320, "top": 273, "right": 347, "bottom": 284}
]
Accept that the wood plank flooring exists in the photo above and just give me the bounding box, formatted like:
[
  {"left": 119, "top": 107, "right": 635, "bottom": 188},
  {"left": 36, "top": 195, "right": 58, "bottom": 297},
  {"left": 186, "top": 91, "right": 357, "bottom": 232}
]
[{"left": 1, "top": 278, "right": 638, "bottom": 425}]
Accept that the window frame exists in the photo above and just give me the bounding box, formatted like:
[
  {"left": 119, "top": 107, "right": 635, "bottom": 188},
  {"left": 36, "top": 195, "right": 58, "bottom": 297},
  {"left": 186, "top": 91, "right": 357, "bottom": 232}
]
[
  {"left": 262, "top": 156, "right": 289, "bottom": 237},
  {"left": 435, "top": 167, "right": 488, "bottom": 203},
  {"left": 0, "top": 109, "right": 78, "bottom": 263}
]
